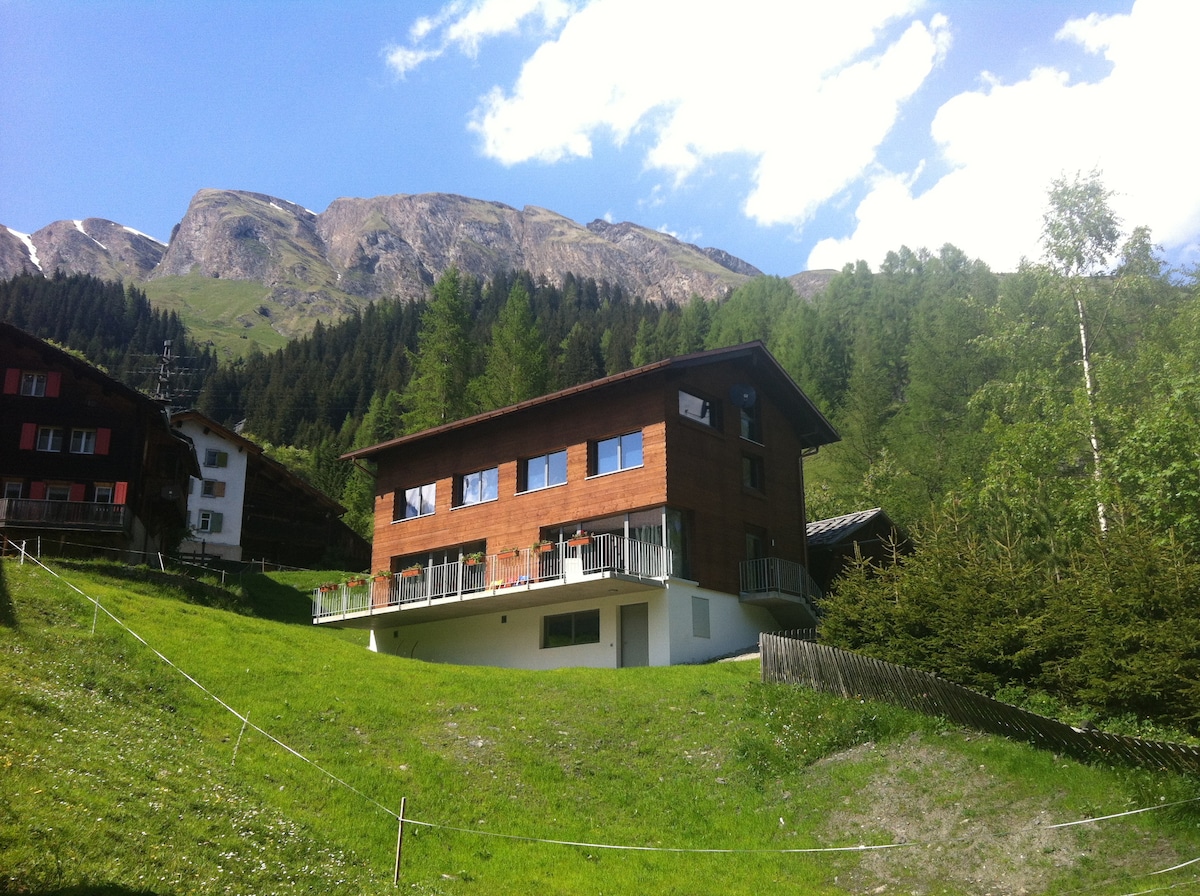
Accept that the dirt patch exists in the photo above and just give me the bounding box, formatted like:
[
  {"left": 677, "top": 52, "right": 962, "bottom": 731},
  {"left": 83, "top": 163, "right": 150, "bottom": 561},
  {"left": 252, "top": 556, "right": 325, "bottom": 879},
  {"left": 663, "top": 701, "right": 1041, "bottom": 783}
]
[{"left": 817, "top": 734, "right": 1181, "bottom": 895}]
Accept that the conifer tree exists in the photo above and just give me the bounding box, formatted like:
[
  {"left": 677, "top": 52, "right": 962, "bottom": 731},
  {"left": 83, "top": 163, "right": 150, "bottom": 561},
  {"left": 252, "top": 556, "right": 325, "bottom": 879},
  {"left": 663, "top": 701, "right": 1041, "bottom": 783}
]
[
  {"left": 401, "top": 267, "right": 472, "bottom": 432},
  {"left": 471, "top": 281, "right": 548, "bottom": 410}
]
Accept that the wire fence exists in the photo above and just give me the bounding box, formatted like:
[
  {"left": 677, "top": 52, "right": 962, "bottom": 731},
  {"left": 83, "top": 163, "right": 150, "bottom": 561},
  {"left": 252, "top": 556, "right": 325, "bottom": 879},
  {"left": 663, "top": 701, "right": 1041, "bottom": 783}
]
[{"left": 761, "top": 630, "right": 1200, "bottom": 777}]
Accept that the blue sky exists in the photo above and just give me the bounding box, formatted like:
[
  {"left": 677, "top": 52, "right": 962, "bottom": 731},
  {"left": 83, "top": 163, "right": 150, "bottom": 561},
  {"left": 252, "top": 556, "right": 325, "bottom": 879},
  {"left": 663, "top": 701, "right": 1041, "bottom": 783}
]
[{"left": 2, "top": 0, "right": 1197, "bottom": 277}]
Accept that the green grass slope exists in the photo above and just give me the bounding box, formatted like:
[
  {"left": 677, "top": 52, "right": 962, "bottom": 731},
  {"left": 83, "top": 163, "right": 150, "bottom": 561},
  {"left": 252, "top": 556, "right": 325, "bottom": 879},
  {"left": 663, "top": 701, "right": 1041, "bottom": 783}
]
[
  {"left": 141, "top": 274, "right": 290, "bottom": 358},
  {"left": 2, "top": 558, "right": 1199, "bottom": 895}
]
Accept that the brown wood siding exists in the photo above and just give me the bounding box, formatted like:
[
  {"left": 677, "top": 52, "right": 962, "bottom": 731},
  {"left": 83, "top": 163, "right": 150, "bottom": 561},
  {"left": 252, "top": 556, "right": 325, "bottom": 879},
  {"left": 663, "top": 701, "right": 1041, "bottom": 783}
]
[
  {"left": 368, "top": 354, "right": 816, "bottom": 596},
  {"left": 663, "top": 363, "right": 807, "bottom": 595},
  {"left": 371, "top": 381, "right": 669, "bottom": 570}
]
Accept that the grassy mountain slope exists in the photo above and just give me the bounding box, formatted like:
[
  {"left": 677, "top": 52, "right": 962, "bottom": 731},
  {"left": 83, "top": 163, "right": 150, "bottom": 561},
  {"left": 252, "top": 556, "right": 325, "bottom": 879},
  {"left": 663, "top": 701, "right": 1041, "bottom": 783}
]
[{"left": 2, "top": 559, "right": 1198, "bottom": 895}]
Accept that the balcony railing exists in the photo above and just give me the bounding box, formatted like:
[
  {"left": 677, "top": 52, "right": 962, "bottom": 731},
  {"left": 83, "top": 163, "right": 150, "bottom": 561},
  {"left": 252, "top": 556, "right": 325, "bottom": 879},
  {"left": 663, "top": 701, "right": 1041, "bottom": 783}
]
[
  {"left": 313, "top": 533, "right": 671, "bottom": 622},
  {"left": 0, "top": 498, "right": 131, "bottom": 531},
  {"left": 740, "top": 557, "right": 822, "bottom": 604}
]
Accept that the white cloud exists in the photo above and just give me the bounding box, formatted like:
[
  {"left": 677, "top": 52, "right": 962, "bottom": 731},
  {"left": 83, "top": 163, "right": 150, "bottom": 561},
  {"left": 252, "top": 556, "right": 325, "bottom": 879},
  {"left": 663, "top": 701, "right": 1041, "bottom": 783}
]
[
  {"left": 386, "top": 0, "right": 573, "bottom": 75},
  {"left": 810, "top": 0, "right": 1200, "bottom": 271},
  {"left": 467, "top": 0, "right": 946, "bottom": 229}
]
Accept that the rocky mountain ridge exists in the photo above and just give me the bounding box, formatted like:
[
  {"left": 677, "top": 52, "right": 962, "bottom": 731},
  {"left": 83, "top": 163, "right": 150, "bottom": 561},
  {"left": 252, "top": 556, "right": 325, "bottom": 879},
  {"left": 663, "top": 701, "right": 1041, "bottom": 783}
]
[{"left": 1, "top": 189, "right": 794, "bottom": 338}]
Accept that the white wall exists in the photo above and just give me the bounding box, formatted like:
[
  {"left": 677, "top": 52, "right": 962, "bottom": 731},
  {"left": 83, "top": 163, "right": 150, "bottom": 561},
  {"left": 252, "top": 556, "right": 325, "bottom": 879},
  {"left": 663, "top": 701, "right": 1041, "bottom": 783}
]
[
  {"left": 175, "top": 419, "right": 248, "bottom": 559},
  {"left": 365, "top": 580, "right": 778, "bottom": 669},
  {"left": 663, "top": 581, "right": 775, "bottom": 665}
]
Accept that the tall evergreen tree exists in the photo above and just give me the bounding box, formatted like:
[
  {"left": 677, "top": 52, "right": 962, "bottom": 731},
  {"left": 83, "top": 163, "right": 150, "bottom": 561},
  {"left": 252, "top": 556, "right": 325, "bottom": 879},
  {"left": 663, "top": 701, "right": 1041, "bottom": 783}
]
[
  {"left": 471, "top": 281, "right": 549, "bottom": 411},
  {"left": 401, "top": 267, "right": 472, "bottom": 432}
]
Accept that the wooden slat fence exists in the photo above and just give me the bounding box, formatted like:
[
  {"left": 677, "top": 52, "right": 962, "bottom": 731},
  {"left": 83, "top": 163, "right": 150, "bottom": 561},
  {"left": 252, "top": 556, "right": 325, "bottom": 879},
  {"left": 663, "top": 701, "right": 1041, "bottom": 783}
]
[{"left": 761, "top": 630, "right": 1200, "bottom": 776}]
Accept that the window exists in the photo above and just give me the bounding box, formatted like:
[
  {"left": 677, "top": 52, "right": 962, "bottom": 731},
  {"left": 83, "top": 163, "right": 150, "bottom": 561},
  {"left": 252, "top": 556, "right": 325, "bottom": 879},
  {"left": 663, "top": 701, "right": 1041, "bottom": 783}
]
[
  {"left": 742, "top": 454, "right": 765, "bottom": 492},
  {"left": 692, "top": 596, "right": 710, "bottom": 639},
  {"left": 542, "top": 609, "right": 601, "bottom": 648},
  {"left": 70, "top": 429, "right": 96, "bottom": 454},
  {"left": 3, "top": 481, "right": 22, "bottom": 500},
  {"left": 204, "top": 449, "right": 229, "bottom": 468},
  {"left": 20, "top": 373, "right": 46, "bottom": 397},
  {"left": 45, "top": 484, "right": 71, "bottom": 501},
  {"left": 521, "top": 450, "right": 567, "bottom": 492},
  {"left": 94, "top": 484, "right": 114, "bottom": 504},
  {"left": 201, "top": 479, "right": 227, "bottom": 498},
  {"left": 455, "top": 467, "right": 498, "bottom": 507},
  {"left": 679, "top": 390, "right": 720, "bottom": 429},
  {"left": 740, "top": 401, "right": 762, "bottom": 443},
  {"left": 36, "top": 426, "right": 64, "bottom": 452},
  {"left": 592, "top": 431, "right": 643, "bottom": 476},
  {"left": 399, "top": 482, "right": 436, "bottom": 520},
  {"left": 197, "top": 510, "right": 223, "bottom": 533}
]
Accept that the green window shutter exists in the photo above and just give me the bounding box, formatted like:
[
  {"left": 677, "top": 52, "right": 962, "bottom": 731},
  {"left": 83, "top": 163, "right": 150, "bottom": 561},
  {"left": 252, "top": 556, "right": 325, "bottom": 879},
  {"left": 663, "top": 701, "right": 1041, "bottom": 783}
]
[
  {"left": 217, "top": 451, "right": 229, "bottom": 468},
  {"left": 210, "top": 512, "right": 224, "bottom": 533}
]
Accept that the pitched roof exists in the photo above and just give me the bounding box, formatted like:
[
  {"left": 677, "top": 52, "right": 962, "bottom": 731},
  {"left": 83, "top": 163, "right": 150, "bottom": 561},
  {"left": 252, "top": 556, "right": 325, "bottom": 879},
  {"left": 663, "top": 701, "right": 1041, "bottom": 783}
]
[
  {"left": 805, "top": 508, "right": 893, "bottom": 546},
  {"left": 343, "top": 340, "right": 839, "bottom": 461}
]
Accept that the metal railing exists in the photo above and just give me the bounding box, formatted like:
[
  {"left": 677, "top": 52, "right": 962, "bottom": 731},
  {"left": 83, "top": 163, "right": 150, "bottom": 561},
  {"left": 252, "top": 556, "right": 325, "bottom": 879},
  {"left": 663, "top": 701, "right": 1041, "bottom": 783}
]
[
  {"left": 739, "top": 557, "right": 822, "bottom": 601},
  {"left": 313, "top": 533, "right": 671, "bottom": 621},
  {"left": 0, "top": 498, "right": 130, "bottom": 531}
]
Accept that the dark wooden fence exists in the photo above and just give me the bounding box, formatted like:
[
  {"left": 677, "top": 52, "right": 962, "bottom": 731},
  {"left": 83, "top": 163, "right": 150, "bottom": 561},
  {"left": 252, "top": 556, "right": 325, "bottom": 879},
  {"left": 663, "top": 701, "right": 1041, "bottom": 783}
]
[{"left": 761, "top": 630, "right": 1200, "bottom": 776}]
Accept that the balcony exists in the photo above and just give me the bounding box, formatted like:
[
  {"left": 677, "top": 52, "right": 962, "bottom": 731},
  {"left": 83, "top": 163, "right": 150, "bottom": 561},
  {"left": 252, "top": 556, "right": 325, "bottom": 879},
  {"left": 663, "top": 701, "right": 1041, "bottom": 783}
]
[
  {"left": 313, "top": 533, "right": 672, "bottom": 627},
  {"left": 739, "top": 557, "right": 822, "bottom": 628},
  {"left": 0, "top": 498, "right": 131, "bottom": 532}
]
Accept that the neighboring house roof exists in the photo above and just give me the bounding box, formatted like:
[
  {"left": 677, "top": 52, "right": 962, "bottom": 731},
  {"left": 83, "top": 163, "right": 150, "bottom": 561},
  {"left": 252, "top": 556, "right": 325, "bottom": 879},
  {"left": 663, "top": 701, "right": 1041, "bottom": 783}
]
[
  {"left": 344, "top": 340, "right": 839, "bottom": 461},
  {"left": 805, "top": 508, "right": 893, "bottom": 546},
  {"left": 171, "top": 410, "right": 347, "bottom": 516}
]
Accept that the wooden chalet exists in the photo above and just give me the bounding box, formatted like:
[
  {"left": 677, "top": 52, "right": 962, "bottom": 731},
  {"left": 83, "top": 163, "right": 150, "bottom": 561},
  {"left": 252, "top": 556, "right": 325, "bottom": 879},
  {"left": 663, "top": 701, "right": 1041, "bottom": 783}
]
[
  {"left": 1, "top": 321, "right": 197, "bottom": 558},
  {"left": 319, "top": 341, "right": 839, "bottom": 669}
]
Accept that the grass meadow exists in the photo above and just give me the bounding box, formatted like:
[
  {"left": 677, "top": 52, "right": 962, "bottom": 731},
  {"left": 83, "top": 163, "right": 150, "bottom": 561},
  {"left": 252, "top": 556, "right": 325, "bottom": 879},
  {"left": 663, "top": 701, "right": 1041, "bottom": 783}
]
[{"left": 3, "top": 557, "right": 1200, "bottom": 895}]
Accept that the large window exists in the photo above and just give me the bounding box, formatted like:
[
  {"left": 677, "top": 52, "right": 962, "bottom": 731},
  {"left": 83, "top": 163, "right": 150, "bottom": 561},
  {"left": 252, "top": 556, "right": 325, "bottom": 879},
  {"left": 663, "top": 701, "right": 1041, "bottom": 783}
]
[
  {"left": 592, "top": 431, "right": 643, "bottom": 476},
  {"left": 36, "top": 426, "right": 64, "bottom": 452},
  {"left": 542, "top": 609, "right": 601, "bottom": 648},
  {"left": 520, "top": 450, "right": 567, "bottom": 492},
  {"left": 679, "top": 390, "right": 720, "bottom": 430},
  {"left": 201, "top": 479, "right": 226, "bottom": 498},
  {"left": 400, "top": 482, "right": 436, "bottom": 520},
  {"left": 456, "top": 467, "right": 498, "bottom": 507}
]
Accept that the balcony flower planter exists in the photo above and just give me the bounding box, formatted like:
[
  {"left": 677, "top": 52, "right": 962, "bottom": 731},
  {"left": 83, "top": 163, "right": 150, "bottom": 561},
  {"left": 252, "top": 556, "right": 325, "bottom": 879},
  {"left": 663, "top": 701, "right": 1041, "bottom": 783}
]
[
  {"left": 568, "top": 534, "right": 592, "bottom": 546},
  {"left": 533, "top": 541, "right": 553, "bottom": 554},
  {"left": 373, "top": 570, "right": 391, "bottom": 581},
  {"left": 497, "top": 548, "right": 519, "bottom": 560},
  {"left": 345, "top": 578, "right": 366, "bottom": 588},
  {"left": 400, "top": 565, "right": 424, "bottom": 579},
  {"left": 464, "top": 552, "right": 486, "bottom": 566}
]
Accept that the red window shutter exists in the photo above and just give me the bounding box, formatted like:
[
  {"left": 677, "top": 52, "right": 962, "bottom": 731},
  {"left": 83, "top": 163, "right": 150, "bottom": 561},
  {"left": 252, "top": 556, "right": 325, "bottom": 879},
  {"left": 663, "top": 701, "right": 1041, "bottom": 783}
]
[
  {"left": 69, "top": 483, "right": 86, "bottom": 502},
  {"left": 30, "top": 481, "right": 46, "bottom": 500},
  {"left": 19, "top": 423, "right": 36, "bottom": 450},
  {"left": 3, "top": 369, "right": 18, "bottom": 395},
  {"left": 113, "top": 481, "right": 129, "bottom": 504},
  {"left": 95, "top": 428, "right": 112, "bottom": 455},
  {"left": 45, "top": 372, "right": 61, "bottom": 397}
]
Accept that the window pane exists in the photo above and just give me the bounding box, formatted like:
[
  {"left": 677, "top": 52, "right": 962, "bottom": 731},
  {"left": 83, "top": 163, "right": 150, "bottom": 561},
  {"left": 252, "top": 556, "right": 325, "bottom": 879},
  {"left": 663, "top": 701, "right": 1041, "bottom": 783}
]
[
  {"left": 596, "top": 437, "right": 620, "bottom": 475},
  {"left": 405, "top": 486, "right": 422, "bottom": 518},
  {"left": 544, "top": 613, "right": 574, "bottom": 648},
  {"left": 548, "top": 450, "right": 567, "bottom": 486},
  {"left": 573, "top": 610, "right": 600, "bottom": 644},
  {"left": 622, "top": 432, "right": 643, "bottom": 468},
  {"left": 526, "top": 457, "right": 546, "bottom": 491},
  {"left": 679, "top": 391, "right": 716, "bottom": 427},
  {"left": 462, "top": 472, "right": 481, "bottom": 506},
  {"left": 420, "top": 483, "right": 436, "bottom": 516},
  {"left": 481, "top": 467, "right": 498, "bottom": 502},
  {"left": 71, "top": 429, "right": 95, "bottom": 454}
]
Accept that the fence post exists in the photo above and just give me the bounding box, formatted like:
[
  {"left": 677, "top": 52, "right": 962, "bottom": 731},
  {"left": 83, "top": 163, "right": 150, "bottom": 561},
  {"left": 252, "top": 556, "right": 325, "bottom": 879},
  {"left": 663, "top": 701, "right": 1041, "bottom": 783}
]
[{"left": 393, "top": 796, "right": 407, "bottom": 885}]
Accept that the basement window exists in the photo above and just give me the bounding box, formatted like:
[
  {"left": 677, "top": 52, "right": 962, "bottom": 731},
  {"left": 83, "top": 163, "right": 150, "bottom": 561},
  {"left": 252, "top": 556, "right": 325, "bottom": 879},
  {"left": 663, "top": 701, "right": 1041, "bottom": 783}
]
[{"left": 542, "top": 609, "right": 600, "bottom": 648}]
